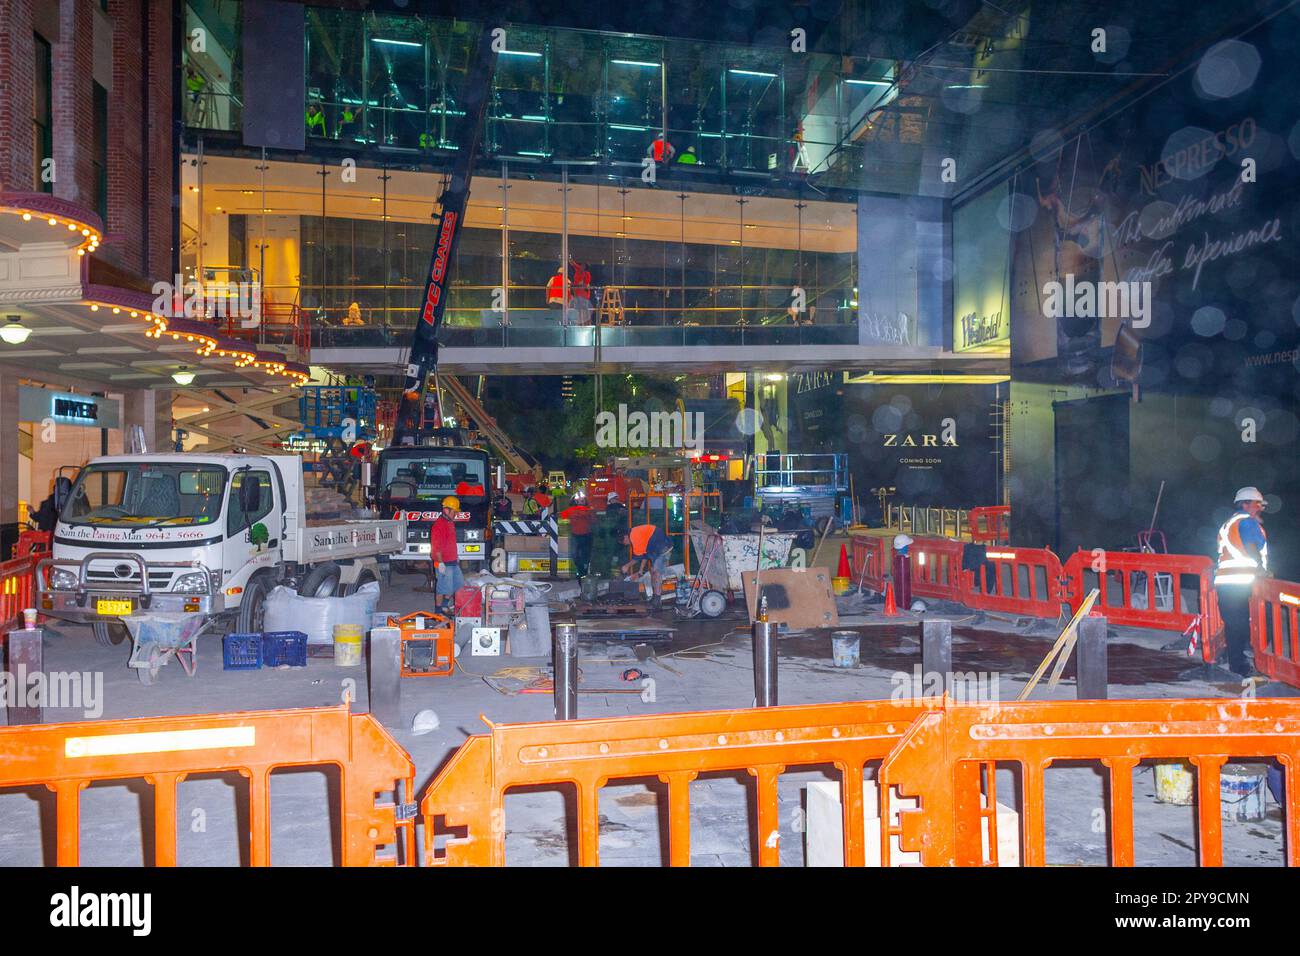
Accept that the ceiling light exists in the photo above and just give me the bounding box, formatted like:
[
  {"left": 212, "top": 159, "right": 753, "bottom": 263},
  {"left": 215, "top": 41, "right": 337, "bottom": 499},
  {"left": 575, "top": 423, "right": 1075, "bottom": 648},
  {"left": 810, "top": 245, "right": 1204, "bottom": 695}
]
[
  {"left": 171, "top": 368, "right": 196, "bottom": 386},
  {"left": 1, "top": 316, "right": 31, "bottom": 345}
]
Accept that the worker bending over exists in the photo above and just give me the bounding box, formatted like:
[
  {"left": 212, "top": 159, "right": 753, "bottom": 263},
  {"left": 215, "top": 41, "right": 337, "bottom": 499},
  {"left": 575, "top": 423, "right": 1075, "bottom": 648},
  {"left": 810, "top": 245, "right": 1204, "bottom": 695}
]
[
  {"left": 1213, "top": 486, "right": 1269, "bottom": 678},
  {"left": 429, "top": 495, "right": 464, "bottom": 615},
  {"left": 621, "top": 524, "right": 673, "bottom": 607}
]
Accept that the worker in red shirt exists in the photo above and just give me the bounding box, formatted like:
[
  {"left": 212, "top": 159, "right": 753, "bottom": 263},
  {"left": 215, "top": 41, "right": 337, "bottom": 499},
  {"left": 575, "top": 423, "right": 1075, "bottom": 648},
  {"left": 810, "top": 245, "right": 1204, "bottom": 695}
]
[
  {"left": 429, "top": 495, "right": 463, "bottom": 615},
  {"left": 546, "top": 267, "right": 568, "bottom": 325},
  {"left": 560, "top": 500, "right": 594, "bottom": 578}
]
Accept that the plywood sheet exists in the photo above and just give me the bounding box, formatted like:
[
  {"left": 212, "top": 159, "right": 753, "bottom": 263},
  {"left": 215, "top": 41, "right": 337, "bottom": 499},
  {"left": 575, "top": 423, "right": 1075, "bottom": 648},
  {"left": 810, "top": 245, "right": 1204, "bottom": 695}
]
[{"left": 741, "top": 567, "right": 838, "bottom": 629}]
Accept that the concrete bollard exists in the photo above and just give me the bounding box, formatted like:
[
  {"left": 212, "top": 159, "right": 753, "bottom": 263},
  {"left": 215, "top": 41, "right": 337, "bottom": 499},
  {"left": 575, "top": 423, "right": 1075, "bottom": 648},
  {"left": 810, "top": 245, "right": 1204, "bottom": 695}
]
[
  {"left": 553, "top": 622, "right": 578, "bottom": 720},
  {"left": 1076, "top": 615, "right": 1109, "bottom": 700}
]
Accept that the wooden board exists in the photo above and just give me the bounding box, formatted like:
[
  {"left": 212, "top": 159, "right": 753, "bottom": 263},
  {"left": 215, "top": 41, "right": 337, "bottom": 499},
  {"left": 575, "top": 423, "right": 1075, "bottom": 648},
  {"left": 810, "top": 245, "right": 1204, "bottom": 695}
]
[{"left": 741, "top": 567, "right": 838, "bottom": 629}]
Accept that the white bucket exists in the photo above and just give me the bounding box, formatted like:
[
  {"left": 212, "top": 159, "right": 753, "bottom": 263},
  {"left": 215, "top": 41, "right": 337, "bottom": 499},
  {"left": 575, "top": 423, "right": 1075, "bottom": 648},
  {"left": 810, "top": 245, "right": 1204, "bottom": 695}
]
[
  {"left": 1153, "top": 761, "right": 1195, "bottom": 805},
  {"left": 1221, "top": 763, "right": 1267, "bottom": 822}
]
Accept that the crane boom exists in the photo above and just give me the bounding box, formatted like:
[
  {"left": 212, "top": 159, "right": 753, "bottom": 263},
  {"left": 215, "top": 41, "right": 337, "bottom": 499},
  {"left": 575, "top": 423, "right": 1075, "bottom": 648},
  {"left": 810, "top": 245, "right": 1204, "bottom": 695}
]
[{"left": 392, "top": 25, "right": 499, "bottom": 447}]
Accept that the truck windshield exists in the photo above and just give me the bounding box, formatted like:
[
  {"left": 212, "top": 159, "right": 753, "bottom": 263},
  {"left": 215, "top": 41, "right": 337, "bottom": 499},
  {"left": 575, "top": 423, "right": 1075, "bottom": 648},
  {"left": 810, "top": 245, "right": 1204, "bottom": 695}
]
[
  {"left": 62, "top": 463, "right": 227, "bottom": 528},
  {"left": 381, "top": 455, "right": 487, "bottom": 499}
]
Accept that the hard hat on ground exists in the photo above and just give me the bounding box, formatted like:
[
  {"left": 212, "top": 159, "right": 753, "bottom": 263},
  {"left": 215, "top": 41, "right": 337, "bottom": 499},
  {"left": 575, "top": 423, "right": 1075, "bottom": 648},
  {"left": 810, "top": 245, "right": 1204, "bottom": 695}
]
[
  {"left": 1234, "top": 486, "right": 1265, "bottom": 504},
  {"left": 893, "top": 533, "right": 913, "bottom": 549},
  {"left": 442, "top": 496, "right": 460, "bottom": 510}
]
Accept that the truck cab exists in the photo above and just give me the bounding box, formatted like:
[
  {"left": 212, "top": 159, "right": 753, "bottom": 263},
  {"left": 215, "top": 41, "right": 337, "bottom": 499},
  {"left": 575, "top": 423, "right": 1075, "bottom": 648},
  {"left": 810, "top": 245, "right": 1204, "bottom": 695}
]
[{"left": 376, "top": 444, "right": 493, "bottom": 576}]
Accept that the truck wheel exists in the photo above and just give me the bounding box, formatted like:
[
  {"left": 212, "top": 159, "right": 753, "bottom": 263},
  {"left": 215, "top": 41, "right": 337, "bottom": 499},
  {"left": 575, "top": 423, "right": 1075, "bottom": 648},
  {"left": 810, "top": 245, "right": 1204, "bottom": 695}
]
[
  {"left": 300, "top": 562, "right": 341, "bottom": 598},
  {"left": 237, "top": 573, "right": 272, "bottom": 634},
  {"left": 93, "top": 621, "right": 128, "bottom": 646},
  {"left": 340, "top": 568, "right": 379, "bottom": 596}
]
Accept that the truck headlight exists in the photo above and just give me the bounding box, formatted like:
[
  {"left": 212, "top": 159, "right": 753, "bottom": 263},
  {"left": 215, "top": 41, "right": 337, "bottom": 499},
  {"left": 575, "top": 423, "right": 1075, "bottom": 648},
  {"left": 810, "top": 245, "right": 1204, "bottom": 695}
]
[
  {"left": 50, "top": 568, "right": 78, "bottom": 591},
  {"left": 173, "top": 571, "right": 210, "bottom": 594}
]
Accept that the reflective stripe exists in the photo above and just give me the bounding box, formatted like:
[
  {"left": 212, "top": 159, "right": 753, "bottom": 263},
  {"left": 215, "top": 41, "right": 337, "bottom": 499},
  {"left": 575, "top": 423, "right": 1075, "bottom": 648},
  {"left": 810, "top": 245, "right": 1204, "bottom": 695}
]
[
  {"left": 1214, "top": 573, "right": 1257, "bottom": 585},
  {"left": 1216, "top": 512, "right": 1268, "bottom": 576}
]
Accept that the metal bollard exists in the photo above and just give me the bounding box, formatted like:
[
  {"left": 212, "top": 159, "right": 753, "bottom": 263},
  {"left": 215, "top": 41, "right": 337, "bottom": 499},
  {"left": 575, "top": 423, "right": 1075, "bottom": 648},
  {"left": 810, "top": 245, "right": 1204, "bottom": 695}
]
[
  {"left": 921, "top": 619, "right": 952, "bottom": 698},
  {"left": 553, "top": 622, "right": 578, "bottom": 720},
  {"left": 368, "top": 626, "right": 403, "bottom": 729},
  {"left": 752, "top": 618, "right": 778, "bottom": 707},
  {"left": 1076, "top": 615, "right": 1109, "bottom": 700},
  {"left": 5, "top": 628, "right": 44, "bottom": 725}
]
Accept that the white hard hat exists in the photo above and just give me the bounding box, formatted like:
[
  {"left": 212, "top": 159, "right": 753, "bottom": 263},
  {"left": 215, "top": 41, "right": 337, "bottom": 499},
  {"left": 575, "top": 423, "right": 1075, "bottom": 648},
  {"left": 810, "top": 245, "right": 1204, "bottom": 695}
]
[
  {"left": 411, "top": 709, "right": 440, "bottom": 736},
  {"left": 607, "top": 492, "right": 620, "bottom": 503},
  {"left": 910, "top": 599, "right": 927, "bottom": 612},
  {"left": 893, "top": 533, "right": 913, "bottom": 549},
  {"left": 1234, "top": 486, "right": 1265, "bottom": 503}
]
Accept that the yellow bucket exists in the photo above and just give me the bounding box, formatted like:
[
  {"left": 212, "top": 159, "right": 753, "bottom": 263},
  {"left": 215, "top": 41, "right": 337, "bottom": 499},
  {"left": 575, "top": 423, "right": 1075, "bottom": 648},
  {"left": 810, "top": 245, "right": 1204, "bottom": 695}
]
[
  {"left": 334, "top": 623, "right": 364, "bottom": 668},
  {"left": 1153, "top": 760, "right": 1195, "bottom": 805},
  {"left": 832, "top": 576, "right": 851, "bottom": 595}
]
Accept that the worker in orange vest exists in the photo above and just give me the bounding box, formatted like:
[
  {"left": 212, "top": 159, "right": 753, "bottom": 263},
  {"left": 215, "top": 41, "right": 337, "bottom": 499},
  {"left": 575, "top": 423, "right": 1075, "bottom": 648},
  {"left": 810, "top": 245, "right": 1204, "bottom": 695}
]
[
  {"left": 1214, "top": 486, "right": 1269, "bottom": 677},
  {"left": 620, "top": 523, "right": 672, "bottom": 607}
]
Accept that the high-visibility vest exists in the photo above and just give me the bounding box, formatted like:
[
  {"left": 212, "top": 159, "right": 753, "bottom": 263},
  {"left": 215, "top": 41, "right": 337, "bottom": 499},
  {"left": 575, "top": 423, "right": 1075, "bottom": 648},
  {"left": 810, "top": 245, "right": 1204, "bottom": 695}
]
[{"left": 1214, "top": 512, "right": 1268, "bottom": 585}]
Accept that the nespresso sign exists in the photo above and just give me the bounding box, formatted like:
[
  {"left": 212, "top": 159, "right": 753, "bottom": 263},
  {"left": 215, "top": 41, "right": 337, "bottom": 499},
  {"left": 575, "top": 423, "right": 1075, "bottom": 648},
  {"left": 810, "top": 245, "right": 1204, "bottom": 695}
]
[{"left": 18, "top": 386, "right": 120, "bottom": 429}]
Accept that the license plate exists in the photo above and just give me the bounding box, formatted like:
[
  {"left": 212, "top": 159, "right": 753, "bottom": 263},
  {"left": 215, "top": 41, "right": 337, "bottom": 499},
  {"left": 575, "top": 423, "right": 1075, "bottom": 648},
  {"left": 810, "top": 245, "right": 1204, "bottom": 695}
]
[
  {"left": 96, "top": 598, "right": 133, "bottom": 616},
  {"left": 517, "top": 558, "right": 571, "bottom": 572},
  {"left": 461, "top": 544, "right": 482, "bottom": 554}
]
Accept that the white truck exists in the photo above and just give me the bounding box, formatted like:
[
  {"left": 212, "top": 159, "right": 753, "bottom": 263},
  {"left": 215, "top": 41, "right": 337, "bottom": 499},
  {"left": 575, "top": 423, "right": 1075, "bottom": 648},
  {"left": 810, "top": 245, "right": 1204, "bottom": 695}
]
[{"left": 37, "top": 453, "right": 406, "bottom": 646}]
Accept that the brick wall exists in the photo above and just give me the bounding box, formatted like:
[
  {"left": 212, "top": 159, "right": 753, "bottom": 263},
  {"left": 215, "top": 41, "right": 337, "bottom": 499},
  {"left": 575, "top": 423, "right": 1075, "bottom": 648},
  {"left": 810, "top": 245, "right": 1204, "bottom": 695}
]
[
  {"left": 52, "top": 0, "right": 95, "bottom": 208},
  {"left": 0, "top": 0, "right": 37, "bottom": 192},
  {"left": 0, "top": 0, "right": 174, "bottom": 280}
]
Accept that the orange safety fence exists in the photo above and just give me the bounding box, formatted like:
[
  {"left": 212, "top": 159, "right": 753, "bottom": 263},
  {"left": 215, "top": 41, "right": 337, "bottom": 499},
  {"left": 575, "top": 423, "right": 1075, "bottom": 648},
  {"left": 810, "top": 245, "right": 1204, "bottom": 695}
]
[
  {"left": 880, "top": 697, "right": 1300, "bottom": 866},
  {"left": 420, "top": 699, "right": 931, "bottom": 866},
  {"left": 968, "top": 506, "right": 1010, "bottom": 544},
  {"left": 0, "top": 554, "right": 38, "bottom": 634},
  {"left": 907, "top": 536, "right": 965, "bottom": 602},
  {"left": 849, "top": 533, "right": 889, "bottom": 592},
  {"left": 1060, "top": 549, "right": 1224, "bottom": 663},
  {"left": 1252, "top": 577, "right": 1300, "bottom": 688},
  {"left": 958, "top": 546, "right": 1070, "bottom": 620},
  {"left": 0, "top": 704, "right": 415, "bottom": 866}
]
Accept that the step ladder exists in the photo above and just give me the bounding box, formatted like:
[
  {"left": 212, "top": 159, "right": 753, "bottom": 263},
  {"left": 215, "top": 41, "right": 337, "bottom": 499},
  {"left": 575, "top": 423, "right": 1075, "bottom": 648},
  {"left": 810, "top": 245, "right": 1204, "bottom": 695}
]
[{"left": 598, "top": 287, "right": 625, "bottom": 325}]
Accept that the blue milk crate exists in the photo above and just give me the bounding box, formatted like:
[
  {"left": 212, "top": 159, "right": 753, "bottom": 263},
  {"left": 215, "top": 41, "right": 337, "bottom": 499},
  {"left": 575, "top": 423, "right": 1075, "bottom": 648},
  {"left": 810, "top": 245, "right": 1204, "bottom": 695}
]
[
  {"left": 262, "top": 630, "right": 308, "bottom": 668},
  {"left": 223, "top": 633, "right": 263, "bottom": 670}
]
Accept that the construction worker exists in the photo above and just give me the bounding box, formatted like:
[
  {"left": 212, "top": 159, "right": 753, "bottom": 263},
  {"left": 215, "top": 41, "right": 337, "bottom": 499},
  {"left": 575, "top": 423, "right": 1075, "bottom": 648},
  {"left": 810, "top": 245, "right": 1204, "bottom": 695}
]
[
  {"left": 891, "top": 533, "right": 913, "bottom": 610},
  {"left": 522, "top": 486, "right": 541, "bottom": 517},
  {"left": 648, "top": 136, "right": 676, "bottom": 163},
  {"left": 621, "top": 523, "right": 673, "bottom": 607},
  {"left": 1213, "top": 486, "right": 1269, "bottom": 677},
  {"left": 429, "top": 496, "right": 463, "bottom": 615},
  {"left": 561, "top": 499, "right": 594, "bottom": 578},
  {"left": 546, "top": 267, "right": 568, "bottom": 325},
  {"left": 493, "top": 490, "right": 514, "bottom": 520},
  {"left": 676, "top": 145, "right": 698, "bottom": 165},
  {"left": 306, "top": 102, "right": 327, "bottom": 137}
]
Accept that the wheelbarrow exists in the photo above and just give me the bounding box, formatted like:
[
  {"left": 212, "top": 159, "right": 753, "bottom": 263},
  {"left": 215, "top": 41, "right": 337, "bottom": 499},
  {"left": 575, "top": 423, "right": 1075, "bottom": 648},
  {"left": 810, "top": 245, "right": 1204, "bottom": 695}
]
[{"left": 121, "top": 613, "right": 210, "bottom": 685}]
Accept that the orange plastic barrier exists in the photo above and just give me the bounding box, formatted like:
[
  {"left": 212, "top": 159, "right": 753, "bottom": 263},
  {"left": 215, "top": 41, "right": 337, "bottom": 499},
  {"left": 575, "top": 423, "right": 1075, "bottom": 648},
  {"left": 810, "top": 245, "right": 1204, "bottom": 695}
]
[
  {"left": 420, "top": 699, "right": 930, "bottom": 867},
  {"left": 0, "top": 554, "right": 38, "bottom": 633},
  {"left": 15, "top": 530, "right": 51, "bottom": 558},
  {"left": 0, "top": 704, "right": 415, "bottom": 866},
  {"left": 1252, "top": 578, "right": 1300, "bottom": 687},
  {"left": 968, "top": 506, "right": 1010, "bottom": 545},
  {"left": 1060, "top": 550, "right": 1223, "bottom": 662},
  {"left": 908, "top": 536, "right": 964, "bottom": 602},
  {"left": 958, "top": 546, "right": 1069, "bottom": 620},
  {"left": 881, "top": 697, "right": 1300, "bottom": 866},
  {"left": 849, "top": 534, "right": 889, "bottom": 591}
]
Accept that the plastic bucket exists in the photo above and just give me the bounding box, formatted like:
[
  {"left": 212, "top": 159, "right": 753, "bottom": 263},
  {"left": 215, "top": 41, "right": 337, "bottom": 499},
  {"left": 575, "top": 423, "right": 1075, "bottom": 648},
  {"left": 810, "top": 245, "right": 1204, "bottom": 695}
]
[
  {"left": 832, "top": 576, "right": 850, "bottom": 595},
  {"left": 831, "top": 631, "right": 860, "bottom": 668},
  {"left": 1221, "top": 763, "right": 1267, "bottom": 822},
  {"left": 1153, "top": 761, "right": 1195, "bottom": 805},
  {"left": 334, "top": 623, "right": 363, "bottom": 667}
]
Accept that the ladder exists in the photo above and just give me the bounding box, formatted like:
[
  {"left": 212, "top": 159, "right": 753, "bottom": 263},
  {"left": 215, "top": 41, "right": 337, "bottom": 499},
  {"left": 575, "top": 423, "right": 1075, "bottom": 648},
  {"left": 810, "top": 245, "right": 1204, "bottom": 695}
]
[
  {"left": 441, "top": 374, "right": 540, "bottom": 478},
  {"left": 598, "top": 287, "right": 625, "bottom": 325}
]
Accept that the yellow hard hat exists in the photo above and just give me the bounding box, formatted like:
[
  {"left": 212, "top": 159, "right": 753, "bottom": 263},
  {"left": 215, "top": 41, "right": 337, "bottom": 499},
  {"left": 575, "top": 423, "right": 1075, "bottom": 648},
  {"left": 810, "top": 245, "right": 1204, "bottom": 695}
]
[{"left": 442, "top": 496, "right": 460, "bottom": 510}]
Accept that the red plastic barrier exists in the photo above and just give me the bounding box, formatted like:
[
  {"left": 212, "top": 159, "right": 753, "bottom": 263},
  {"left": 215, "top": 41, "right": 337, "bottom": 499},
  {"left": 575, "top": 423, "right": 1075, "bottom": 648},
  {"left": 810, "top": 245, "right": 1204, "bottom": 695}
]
[
  {"left": 15, "top": 530, "right": 51, "bottom": 558},
  {"left": 849, "top": 534, "right": 890, "bottom": 591},
  {"left": 0, "top": 555, "right": 38, "bottom": 633},
  {"left": 1060, "top": 550, "right": 1223, "bottom": 663},
  {"left": 908, "top": 537, "right": 965, "bottom": 602},
  {"left": 1252, "top": 578, "right": 1300, "bottom": 687},
  {"left": 967, "top": 506, "right": 1010, "bottom": 545},
  {"left": 958, "top": 546, "right": 1069, "bottom": 620}
]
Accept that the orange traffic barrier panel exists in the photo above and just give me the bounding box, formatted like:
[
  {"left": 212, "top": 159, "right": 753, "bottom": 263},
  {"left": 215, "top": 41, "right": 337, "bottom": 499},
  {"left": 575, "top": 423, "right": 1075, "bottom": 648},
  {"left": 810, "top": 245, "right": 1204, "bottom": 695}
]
[
  {"left": 1252, "top": 577, "right": 1300, "bottom": 686},
  {"left": 908, "top": 536, "right": 965, "bottom": 602},
  {"left": 959, "top": 546, "right": 1070, "bottom": 620},
  {"left": 0, "top": 704, "right": 415, "bottom": 866},
  {"left": 1060, "top": 550, "right": 1224, "bottom": 662},
  {"left": 420, "top": 699, "right": 931, "bottom": 866},
  {"left": 849, "top": 533, "right": 889, "bottom": 591},
  {"left": 880, "top": 697, "right": 1300, "bottom": 867}
]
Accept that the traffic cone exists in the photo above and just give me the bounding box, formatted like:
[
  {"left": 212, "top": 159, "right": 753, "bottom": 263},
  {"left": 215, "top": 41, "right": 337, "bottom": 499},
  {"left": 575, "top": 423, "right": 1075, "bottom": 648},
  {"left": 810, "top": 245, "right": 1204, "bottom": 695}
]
[
  {"left": 836, "top": 543, "right": 852, "bottom": 579},
  {"left": 883, "top": 581, "right": 898, "bottom": 616}
]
